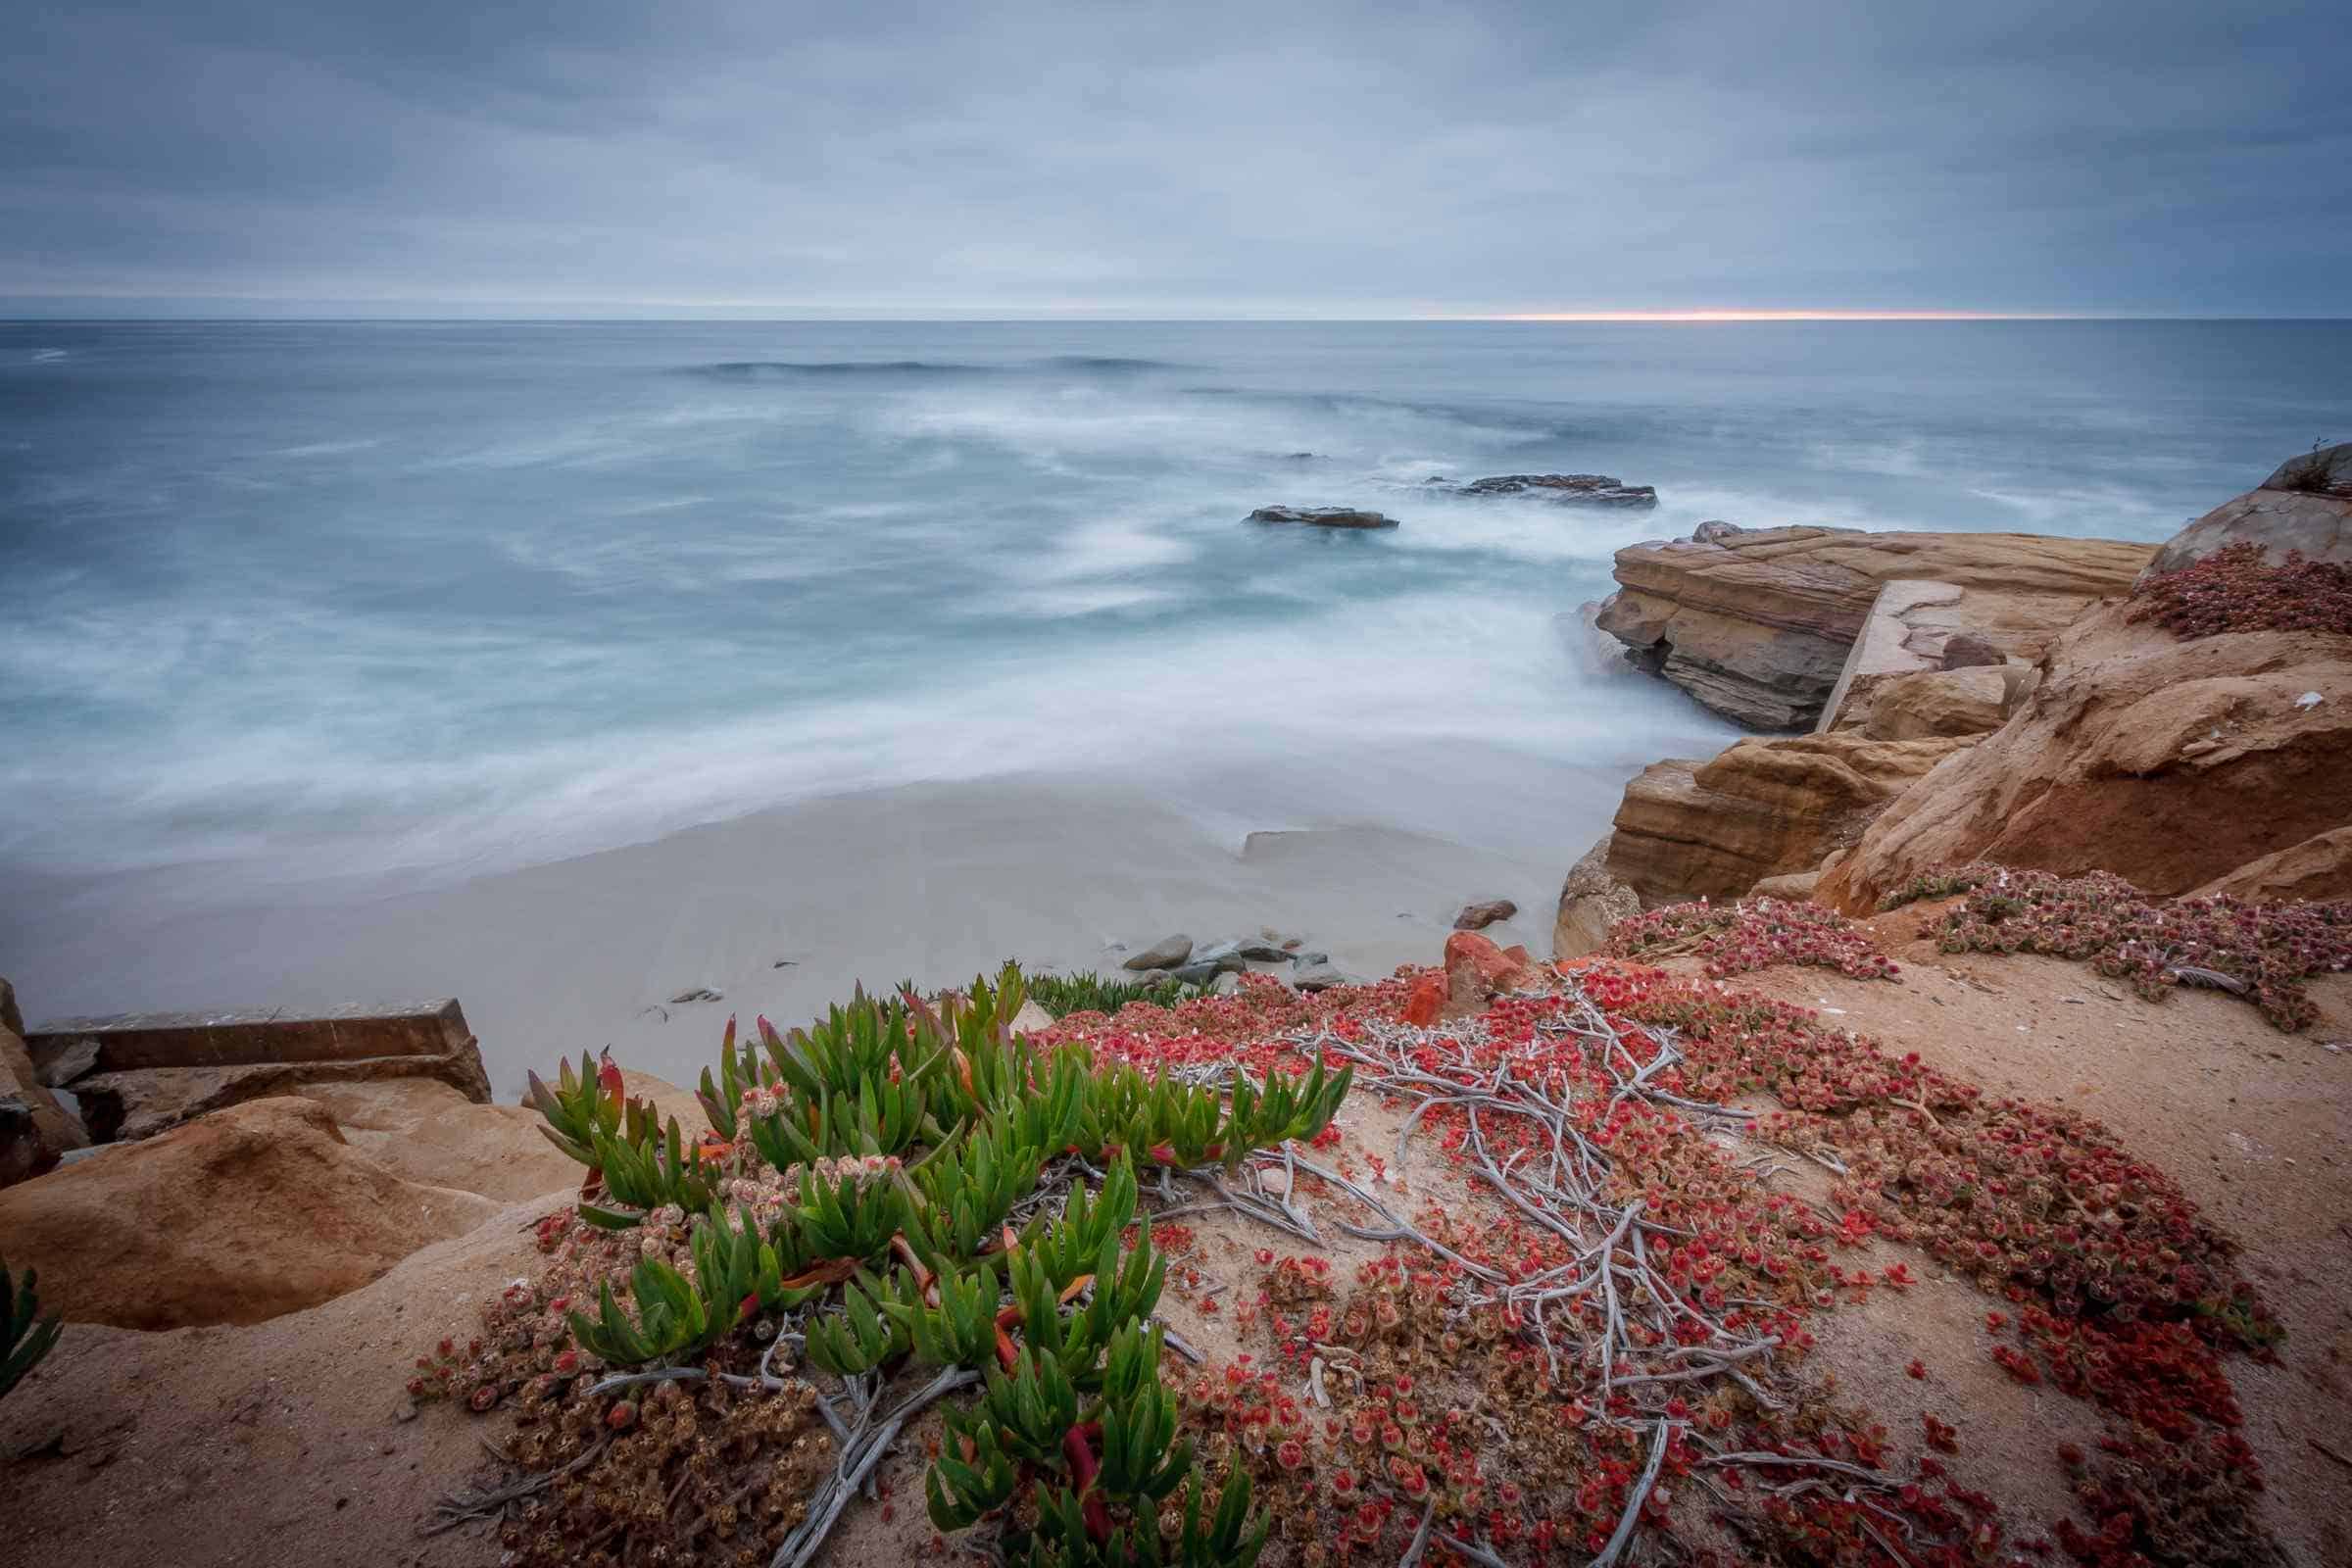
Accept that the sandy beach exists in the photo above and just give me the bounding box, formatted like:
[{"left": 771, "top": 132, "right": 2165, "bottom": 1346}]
[{"left": 4, "top": 750, "right": 1643, "bottom": 1092}]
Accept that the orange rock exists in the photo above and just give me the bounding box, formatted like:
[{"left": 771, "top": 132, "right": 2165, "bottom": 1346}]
[
  {"left": 1443, "top": 930, "right": 1516, "bottom": 983},
  {"left": 1400, "top": 974, "right": 1446, "bottom": 1027}
]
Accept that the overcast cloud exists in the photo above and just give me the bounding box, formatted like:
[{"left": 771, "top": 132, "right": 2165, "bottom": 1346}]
[{"left": 3, "top": 0, "right": 2346, "bottom": 316}]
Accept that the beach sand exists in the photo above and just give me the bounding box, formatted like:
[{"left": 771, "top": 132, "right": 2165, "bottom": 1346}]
[{"left": 4, "top": 760, "right": 1630, "bottom": 1093}]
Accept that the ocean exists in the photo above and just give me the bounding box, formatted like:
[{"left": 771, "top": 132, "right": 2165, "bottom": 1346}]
[{"left": 2, "top": 318, "right": 2346, "bottom": 926}]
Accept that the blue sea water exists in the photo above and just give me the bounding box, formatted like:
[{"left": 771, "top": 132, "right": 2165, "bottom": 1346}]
[{"left": 1, "top": 318, "right": 2346, "bottom": 907}]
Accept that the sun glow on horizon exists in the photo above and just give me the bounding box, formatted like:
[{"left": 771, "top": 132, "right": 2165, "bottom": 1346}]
[{"left": 1468, "top": 309, "right": 2061, "bottom": 322}]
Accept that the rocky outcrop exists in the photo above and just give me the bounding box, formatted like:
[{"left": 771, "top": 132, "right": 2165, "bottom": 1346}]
[
  {"left": 2140, "top": 442, "right": 2352, "bottom": 581},
  {"left": 1606, "top": 732, "right": 1977, "bottom": 906},
  {"left": 1819, "top": 601, "right": 2352, "bottom": 912},
  {"left": 1453, "top": 899, "right": 1517, "bottom": 931},
  {"left": 1552, "top": 834, "right": 1642, "bottom": 958},
  {"left": 0, "top": 1097, "right": 503, "bottom": 1330},
  {"left": 2, "top": 1015, "right": 87, "bottom": 1188},
  {"left": 1248, "top": 506, "right": 1397, "bottom": 529},
  {"left": 1452, "top": 473, "right": 1657, "bottom": 507},
  {"left": 1594, "top": 524, "right": 2153, "bottom": 729}
]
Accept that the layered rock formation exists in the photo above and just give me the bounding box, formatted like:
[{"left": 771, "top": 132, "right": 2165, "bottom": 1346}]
[
  {"left": 1594, "top": 524, "right": 2153, "bottom": 729},
  {"left": 1603, "top": 732, "right": 1977, "bottom": 907}
]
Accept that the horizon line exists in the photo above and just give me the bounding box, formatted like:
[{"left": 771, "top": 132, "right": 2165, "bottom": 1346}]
[{"left": 1464, "top": 309, "right": 2069, "bottom": 322}]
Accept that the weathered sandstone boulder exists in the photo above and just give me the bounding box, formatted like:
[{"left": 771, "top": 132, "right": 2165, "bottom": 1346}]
[
  {"left": 0, "top": 975, "right": 22, "bottom": 1039},
  {"left": 1862, "top": 666, "right": 2014, "bottom": 741},
  {"left": 1819, "top": 602, "right": 2352, "bottom": 912},
  {"left": 1607, "top": 732, "right": 1977, "bottom": 906},
  {"left": 1552, "top": 834, "right": 1642, "bottom": 959},
  {"left": 301, "top": 1078, "right": 582, "bottom": 1201},
  {"left": 0, "top": 1097, "right": 502, "bottom": 1329},
  {"left": 1594, "top": 525, "right": 2152, "bottom": 729},
  {"left": 2140, "top": 442, "right": 2352, "bottom": 581},
  {"left": 2188, "top": 826, "right": 2352, "bottom": 904},
  {"left": 1749, "top": 868, "right": 1824, "bottom": 900},
  {"left": 1248, "top": 506, "right": 1396, "bottom": 529}
]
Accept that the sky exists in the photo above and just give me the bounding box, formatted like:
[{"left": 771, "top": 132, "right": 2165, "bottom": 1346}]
[{"left": 3, "top": 0, "right": 2347, "bottom": 318}]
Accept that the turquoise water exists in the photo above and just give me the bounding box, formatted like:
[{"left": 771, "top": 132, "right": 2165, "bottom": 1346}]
[{"left": 2, "top": 318, "right": 2345, "bottom": 902}]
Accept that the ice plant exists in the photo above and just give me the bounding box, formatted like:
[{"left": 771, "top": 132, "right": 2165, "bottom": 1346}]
[
  {"left": 1, "top": 1256, "right": 63, "bottom": 1402},
  {"left": 1884, "top": 862, "right": 2352, "bottom": 1029},
  {"left": 1604, "top": 896, "right": 1900, "bottom": 981},
  {"left": 2129, "top": 540, "right": 2352, "bottom": 639}
]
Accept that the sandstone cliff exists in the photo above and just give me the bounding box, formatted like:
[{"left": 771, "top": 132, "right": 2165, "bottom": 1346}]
[{"left": 1594, "top": 523, "right": 2152, "bottom": 728}]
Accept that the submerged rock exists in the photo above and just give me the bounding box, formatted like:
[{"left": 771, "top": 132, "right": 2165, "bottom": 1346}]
[
  {"left": 1457, "top": 473, "right": 1658, "bottom": 507},
  {"left": 1248, "top": 506, "right": 1398, "bottom": 529}
]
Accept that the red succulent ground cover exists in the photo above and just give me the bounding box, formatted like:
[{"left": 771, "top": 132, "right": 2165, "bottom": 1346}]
[
  {"left": 433, "top": 957, "right": 2278, "bottom": 1568},
  {"left": 2128, "top": 541, "right": 2352, "bottom": 639},
  {"left": 1603, "top": 896, "right": 1902, "bottom": 981},
  {"left": 1035, "top": 964, "right": 2280, "bottom": 1568},
  {"left": 1884, "top": 863, "right": 2352, "bottom": 1030}
]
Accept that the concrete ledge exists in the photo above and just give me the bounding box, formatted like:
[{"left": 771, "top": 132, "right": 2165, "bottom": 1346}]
[
  {"left": 22, "top": 1000, "right": 491, "bottom": 1144},
  {"left": 25, "top": 999, "right": 474, "bottom": 1076}
]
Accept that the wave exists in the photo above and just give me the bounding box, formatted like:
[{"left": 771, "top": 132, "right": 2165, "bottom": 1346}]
[{"left": 679, "top": 355, "right": 1182, "bottom": 381}]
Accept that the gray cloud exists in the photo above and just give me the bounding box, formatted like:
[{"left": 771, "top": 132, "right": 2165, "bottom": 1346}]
[{"left": 3, "top": 0, "right": 2346, "bottom": 315}]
